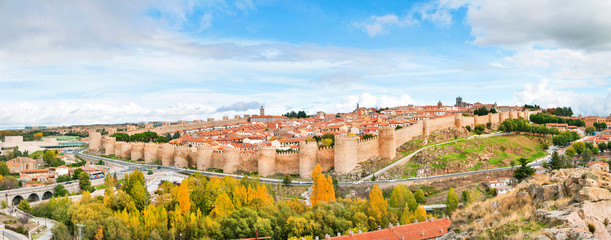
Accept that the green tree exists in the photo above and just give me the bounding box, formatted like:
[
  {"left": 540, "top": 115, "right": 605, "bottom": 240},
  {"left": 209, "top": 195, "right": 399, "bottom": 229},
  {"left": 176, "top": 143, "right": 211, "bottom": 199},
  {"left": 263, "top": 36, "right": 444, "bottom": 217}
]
[
  {"left": 155, "top": 136, "right": 169, "bottom": 143},
  {"left": 514, "top": 158, "right": 535, "bottom": 181},
  {"left": 597, "top": 142, "right": 607, "bottom": 154},
  {"left": 110, "top": 133, "right": 130, "bottom": 142},
  {"left": 172, "top": 132, "right": 181, "bottom": 140},
  {"left": 18, "top": 199, "right": 31, "bottom": 212},
  {"left": 565, "top": 147, "right": 577, "bottom": 158},
  {"left": 414, "top": 189, "right": 426, "bottom": 204},
  {"left": 549, "top": 151, "right": 564, "bottom": 170},
  {"left": 53, "top": 184, "right": 70, "bottom": 197},
  {"left": 581, "top": 149, "right": 593, "bottom": 163},
  {"left": 461, "top": 190, "right": 472, "bottom": 205},
  {"left": 43, "top": 150, "right": 57, "bottom": 166},
  {"left": 0, "top": 162, "right": 9, "bottom": 176},
  {"left": 585, "top": 126, "right": 596, "bottom": 135},
  {"left": 389, "top": 185, "right": 408, "bottom": 212},
  {"left": 78, "top": 171, "right": 92, "bottom": 191},
  {"left": 573, "top": 142, "right": 587, "bottom": 156},
  {"left": 51, "top": 223, "right": 72, "bottom": 240},
  {"left": 510, "top": 159, "right": 517, "bottom": 169},
  {"left": 445, "top": 188, "right": 459, "bottom": 213},
  {"left": 473, "top": 107, "right": 489, "bottom": 116}
]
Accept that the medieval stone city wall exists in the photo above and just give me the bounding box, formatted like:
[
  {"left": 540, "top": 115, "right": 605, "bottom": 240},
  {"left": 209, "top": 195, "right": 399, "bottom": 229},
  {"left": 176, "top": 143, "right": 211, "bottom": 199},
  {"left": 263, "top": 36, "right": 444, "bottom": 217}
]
[
  {"left": 394, "top": 122, "right": 423, "bottom": 146},
  {"left": 356, "top": 136, "right": 379, "bottom": 163},
  {"left": 239, "top": 152, "right": 259, "bottom": 172},
  {"left": 122, "top": 117, "right": 248, "bottom": 135},
  {"left": 274, "top": 151, "right": 300, "bottom": 175},
  {"left": 317, "top": 146, "right": 335, "bottom": 172},
  {"left": 91, "top": 110, "right": 535, "bottom": 179}
]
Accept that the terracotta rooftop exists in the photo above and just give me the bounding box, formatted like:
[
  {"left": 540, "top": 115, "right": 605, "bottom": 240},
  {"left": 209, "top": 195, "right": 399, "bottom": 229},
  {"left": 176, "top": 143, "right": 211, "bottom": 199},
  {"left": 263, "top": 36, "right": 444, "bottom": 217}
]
[{"left": 326, "top": 218, "right": 451, "bottom": 240}]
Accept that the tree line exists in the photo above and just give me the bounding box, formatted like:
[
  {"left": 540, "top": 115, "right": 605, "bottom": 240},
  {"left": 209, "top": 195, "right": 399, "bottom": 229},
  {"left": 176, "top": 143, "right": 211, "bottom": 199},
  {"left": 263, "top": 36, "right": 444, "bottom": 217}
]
[
  {"left": 282, "top": 111, "right": 308, "bottom": 118},
  {"left": 110, "top": 131, "right": 171, "bottom": 143},
  {"left": 545, "top": 107, "right": 573, "bottom": 117},
  {"left": 529, "top": 113, "right": 585, "bottom": 127},
  {"left": 473, "top": 107, "right": 497, "bottom": 116}
]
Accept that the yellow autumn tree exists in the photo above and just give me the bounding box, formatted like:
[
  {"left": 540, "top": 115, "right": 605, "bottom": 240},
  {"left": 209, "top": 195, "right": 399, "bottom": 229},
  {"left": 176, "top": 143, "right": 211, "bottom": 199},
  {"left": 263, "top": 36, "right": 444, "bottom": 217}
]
[
  {"left": 414, "top": 204, "right": 428, "bottom": 222},
  {"left": 94, "top": 224, "right": 103, "bottom": 240},
  {"left": 368, "top": 184, "right": 387, "bottom": 224},
  {"left": 310, "top": 164, "right": 335, "bottom": 205},
  {"left": 400, "top": 207, "right": 415, "bottom": 224},
  {"left": 178, "top": 181, "right": 191, "bottom": 214},
  {"left": 81, "top": 190, "right": 91, "bottom": 204},
  {"left": 211, "top": 193, "right": 234, "bottom": 218}
]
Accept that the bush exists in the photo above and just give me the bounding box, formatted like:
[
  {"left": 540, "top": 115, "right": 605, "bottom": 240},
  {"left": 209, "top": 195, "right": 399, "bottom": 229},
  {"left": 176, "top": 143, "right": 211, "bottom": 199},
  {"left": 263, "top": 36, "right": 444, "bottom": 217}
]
[
  {"left": 96, "top": 160, "right": 104, "bottom": 165},
  {"left": 487, "top": 188, "right": 497, "bottom": 197},
  {"left": 17, "top": 199, "right": 31, "bottom": 212},
  {"left": 588, "top": 223, "right": 596, "bottom": 233},
  {"left": 147, "top": 170, "right": 153, "bottom": 175},
  {"left": 486, "top": 122, "right": 492, "bottom": 129},
  {"left": 466, "top": 125, "right": 472, "bottom": 132},
  {"left": 282, "top": 174, "right": 292, "bottom": 185},
  {"left": 474, "top": 124, "right": 486, "bottom": 135}
]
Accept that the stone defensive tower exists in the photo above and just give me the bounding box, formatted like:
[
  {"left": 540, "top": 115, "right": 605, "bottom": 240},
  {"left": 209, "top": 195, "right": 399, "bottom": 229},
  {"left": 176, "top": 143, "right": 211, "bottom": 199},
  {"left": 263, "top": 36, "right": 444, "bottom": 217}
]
[
  {"left": 101, "top": 137, "right": 116, "bottom": 155},
  {"left": 130, "top": 143, "right": 144, "bottom": 161},
  {"left": 223, "top": 148, "right": 240, "bottom": 174},
  {"left": 299, "top": 141, "right": 318, "bottom": 178},
  {"left": 144, "top": 143, "right": 158, "bottom": 163},
  {"left": 509, "top": 110, "right": 516, "bottom": 119},
  {"left": 120, "top": 142, "right": 132, "bottom": 159},
  {"left": 499, "top": 111, "right": 508, "bottom": 123},
  {"left": 258, "top": 146, "right": 276, "bottom": 177},
  {"left": 196, "top": 145, "right": 213, "bottom": 170},
  {"left": 88, "top": 131, "right": 102, "bottom": 153},
  {"left": 161, "top": 144, "right": 175, "bottom": 166},
  {"left": 454, "top": 114, "right": 463, "bottom": 128},
  {"left": 174, "top": 146, "right": 189, "bottom": 168},
  {"left": 114, "top": 142, "right": 122, "bottom": 157},
  {"left": 260, "top": 106, "right": 265, "bottom": 116},
  {"left": 333, "top": 135, "right": 358, "bottom": 174},
  {"left": 423, "top": 118, "right": 431, "bottom": 136},
  {"left": 378, "top": 126, "right": 396, "bottom": 160}
]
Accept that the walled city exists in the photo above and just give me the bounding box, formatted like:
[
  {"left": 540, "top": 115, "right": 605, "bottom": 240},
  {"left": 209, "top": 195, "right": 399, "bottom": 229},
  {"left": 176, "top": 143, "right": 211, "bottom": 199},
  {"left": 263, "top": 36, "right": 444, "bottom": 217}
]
[{"left": 88, "top": 107, "right": 535, "bottom": 178}]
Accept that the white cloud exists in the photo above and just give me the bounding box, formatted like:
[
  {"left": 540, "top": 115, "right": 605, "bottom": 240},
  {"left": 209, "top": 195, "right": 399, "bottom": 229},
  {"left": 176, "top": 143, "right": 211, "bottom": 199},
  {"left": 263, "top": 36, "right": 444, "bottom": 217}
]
[
  {"left": 467, "top": 0, "right": 611, "bottom": 50},
  {"left": 513, "top": 79, "right": 611, "bottom": 116},
  {"left": 355, "top": 14, "right": 417, "bottom": 37}
]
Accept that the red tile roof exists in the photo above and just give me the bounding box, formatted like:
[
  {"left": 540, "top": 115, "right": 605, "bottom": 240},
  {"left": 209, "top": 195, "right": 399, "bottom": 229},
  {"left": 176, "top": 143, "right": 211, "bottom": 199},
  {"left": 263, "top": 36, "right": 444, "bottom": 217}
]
[{"left": 327, "top": 218, "right": 450, "bottom": 240}]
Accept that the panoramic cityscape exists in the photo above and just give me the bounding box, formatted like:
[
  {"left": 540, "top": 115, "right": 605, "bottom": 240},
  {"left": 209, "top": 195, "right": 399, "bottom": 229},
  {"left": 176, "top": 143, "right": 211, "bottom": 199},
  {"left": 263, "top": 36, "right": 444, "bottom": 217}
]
[{"left": 0, "top": 1, "right": 610, "bottom": 240}]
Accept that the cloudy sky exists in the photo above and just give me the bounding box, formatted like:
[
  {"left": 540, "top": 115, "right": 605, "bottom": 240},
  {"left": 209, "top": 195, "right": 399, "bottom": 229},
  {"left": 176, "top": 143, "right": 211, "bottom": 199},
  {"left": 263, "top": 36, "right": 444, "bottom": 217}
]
[{"left": 0, "top": 0, "right": 610, "bottom": 129}]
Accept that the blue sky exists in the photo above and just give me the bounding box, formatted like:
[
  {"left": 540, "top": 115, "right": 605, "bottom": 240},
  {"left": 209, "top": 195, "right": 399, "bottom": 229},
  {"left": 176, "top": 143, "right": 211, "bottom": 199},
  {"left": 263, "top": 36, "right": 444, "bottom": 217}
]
[{"left": 0, "top": 0, "right": 610, "bottom": 128}]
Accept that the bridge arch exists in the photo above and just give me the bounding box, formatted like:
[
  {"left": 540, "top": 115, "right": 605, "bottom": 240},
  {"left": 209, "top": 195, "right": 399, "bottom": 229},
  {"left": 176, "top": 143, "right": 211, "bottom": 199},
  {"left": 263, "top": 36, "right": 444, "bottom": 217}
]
[
  {"left": 27, "top": 193, "right": 40, "bottom": 203},
  {"left": 12, "top": 195, "right": 24, "bottom": 206},
  {"left": 42, "top": 191, "right": 53, "bottom": 200}
]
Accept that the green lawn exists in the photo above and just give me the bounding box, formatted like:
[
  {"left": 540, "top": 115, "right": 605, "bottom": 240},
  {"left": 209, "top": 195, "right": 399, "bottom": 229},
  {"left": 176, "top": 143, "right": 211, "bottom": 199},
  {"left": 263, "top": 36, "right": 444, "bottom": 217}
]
[{"left": 402, "top": 134, "right": 550, "bottom": 177}]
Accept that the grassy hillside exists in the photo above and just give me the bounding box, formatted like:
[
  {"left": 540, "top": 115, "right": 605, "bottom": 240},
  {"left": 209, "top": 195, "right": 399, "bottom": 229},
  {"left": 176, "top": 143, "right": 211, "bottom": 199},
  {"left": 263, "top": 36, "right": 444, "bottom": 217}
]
[{"left": 402, "top": 134, "right": 550, "bottom": 177}]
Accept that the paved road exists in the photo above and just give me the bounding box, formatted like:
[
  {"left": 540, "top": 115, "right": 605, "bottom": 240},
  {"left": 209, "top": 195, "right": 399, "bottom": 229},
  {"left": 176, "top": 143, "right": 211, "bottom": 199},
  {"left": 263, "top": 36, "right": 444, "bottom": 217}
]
[{"left": 0, "top": 230, "right": 28, "bottom": 240}]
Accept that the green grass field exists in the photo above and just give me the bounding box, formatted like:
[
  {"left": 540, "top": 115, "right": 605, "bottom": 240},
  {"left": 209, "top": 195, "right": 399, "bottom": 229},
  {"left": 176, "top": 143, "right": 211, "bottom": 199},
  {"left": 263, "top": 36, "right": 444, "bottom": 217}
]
[{"left": 402, "top": 134, "right": 550, "bottom": 177}]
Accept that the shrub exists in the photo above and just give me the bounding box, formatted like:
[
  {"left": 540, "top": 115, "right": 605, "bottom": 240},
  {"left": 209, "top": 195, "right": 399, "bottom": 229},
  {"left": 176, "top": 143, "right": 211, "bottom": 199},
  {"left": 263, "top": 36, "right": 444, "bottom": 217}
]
[
  {"left": 147, "top": 170, "right": 153, "bottom": 175},
  {"left": 466, "top": 125, "right": 472, "bottom": 132},
  {"left": 486, "top": 122, "right": 492, "bottom": 129},
  {"left": 588, "top": 223, "right": 596, "bottom": 233},
  {"left": 282, "top": 174, "right": 292, "bottom": 185}
]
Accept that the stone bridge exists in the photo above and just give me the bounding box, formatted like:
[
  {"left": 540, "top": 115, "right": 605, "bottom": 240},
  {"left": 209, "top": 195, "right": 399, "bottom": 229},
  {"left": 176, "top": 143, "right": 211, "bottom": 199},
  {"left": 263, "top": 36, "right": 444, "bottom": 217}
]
[{"left": 0, "top": 182, "right": 80, "bottom": 206}]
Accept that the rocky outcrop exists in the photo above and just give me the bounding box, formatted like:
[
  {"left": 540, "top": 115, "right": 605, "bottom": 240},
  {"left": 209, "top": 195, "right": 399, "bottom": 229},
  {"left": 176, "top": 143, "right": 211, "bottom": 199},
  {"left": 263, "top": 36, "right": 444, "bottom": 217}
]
[{"left": 448, "top": 168, "right": 611, "bottom": 240}]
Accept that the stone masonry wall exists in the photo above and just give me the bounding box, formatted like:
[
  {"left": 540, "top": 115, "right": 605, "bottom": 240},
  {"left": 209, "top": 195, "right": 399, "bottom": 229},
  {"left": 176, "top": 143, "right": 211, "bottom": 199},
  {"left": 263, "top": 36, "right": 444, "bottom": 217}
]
[{"left": 357, "top": 137, "right": 379, "bottom": 163}]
